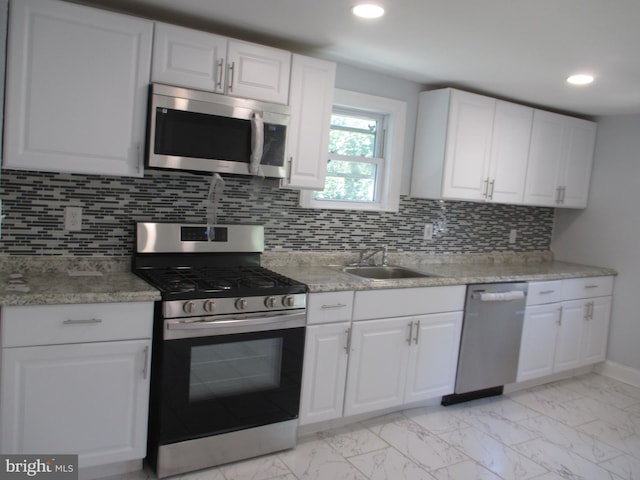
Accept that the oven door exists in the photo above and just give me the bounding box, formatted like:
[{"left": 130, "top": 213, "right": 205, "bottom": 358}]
[{"left": 153, "top": 311, "right": 305, "bottom": 445}]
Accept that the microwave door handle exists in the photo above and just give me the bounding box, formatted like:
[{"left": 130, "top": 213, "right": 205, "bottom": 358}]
[{"left": 249, "top": 112, "right": 264, "bottom": 174}]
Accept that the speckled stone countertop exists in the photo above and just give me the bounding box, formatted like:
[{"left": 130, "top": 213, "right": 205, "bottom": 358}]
[
  {"left": 0, "top": 252, "right": 616, "bottom": 305},
  {"left": 263, "top": 251, "right": 617, "bottom": 293},
  {"left": 0, "top": 256, "right": 160, "bottom": 306}
]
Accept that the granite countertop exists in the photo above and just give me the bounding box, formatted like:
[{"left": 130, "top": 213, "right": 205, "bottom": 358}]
[
  {"left": 264, "top": 251, "right": 618, "bottom": 293},
  {"left": 0, "top": 252, "right": 617, "bottom": 306},
  {"left": 0, "top": 256, "right": 161, "bottom": 306}
]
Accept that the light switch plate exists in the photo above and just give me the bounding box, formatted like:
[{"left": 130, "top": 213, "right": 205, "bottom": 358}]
[{"left": 64, "top": 206, "right": 82, "bottom": 231}]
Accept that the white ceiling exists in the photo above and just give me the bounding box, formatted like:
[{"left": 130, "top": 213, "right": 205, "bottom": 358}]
[{"left": 72, "top": 0, "right": 640, "bottom": 117}]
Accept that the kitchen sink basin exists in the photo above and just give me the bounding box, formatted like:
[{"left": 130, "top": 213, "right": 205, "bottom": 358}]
[{"left": 342, "top": 265, "right": 435, "bottom": 280}]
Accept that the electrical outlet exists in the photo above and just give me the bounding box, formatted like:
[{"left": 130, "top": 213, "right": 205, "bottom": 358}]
[
  {"left": 64, "top": 206, "right": 82, "bottom": 231},
  {"left": 509, "top": 228, "right": 517, "bottom": 244},
  {"left": 423, "top": 223, "right": 433, "bottom": 241}
]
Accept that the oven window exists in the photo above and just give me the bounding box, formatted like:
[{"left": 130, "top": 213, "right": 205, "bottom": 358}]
[{"left": 190, "top": 338, "right": 282, "bottom": 401}]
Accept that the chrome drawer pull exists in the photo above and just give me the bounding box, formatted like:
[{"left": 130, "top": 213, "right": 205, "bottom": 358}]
[
  {"left": 63, "top": 318, "right": 103, "bottom": 325},
  {"left": 539, "top": 290, "right": 556, "bottom": 295},
  {"left": 321, "top": 303, "right": 347, "bottom": 309},
  {"left": 585, "top": 285, "right": 599, "bottom": 289}
]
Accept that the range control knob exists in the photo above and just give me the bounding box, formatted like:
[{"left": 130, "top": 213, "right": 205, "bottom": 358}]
[
  {"left": 265, "top": 296, "right": 278, "bottom": 308},
  {"left": 235, "top": 298, "right": 248, "bottom": 311},
  {"left": 203, "top": 300, "right": 216, "bottom": 313},
  {"left": 282, "top": 295, "right": 296, "bottom": 308},
  {"left": 182, "top": 301, "right": 196, "bottom": 314}
]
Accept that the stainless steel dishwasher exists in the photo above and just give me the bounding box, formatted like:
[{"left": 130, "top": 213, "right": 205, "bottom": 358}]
[{"left": 442, "top": 282, "right": 528, "bottom": 405}]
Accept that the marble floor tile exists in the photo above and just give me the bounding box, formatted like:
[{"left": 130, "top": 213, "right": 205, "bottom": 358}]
[
  {"left": 430, "top": 459, "right": 504, "bottom": 480},
  {"left": 577, "top": 419, "right": 640, "bottom": 457},
  {"left": 512, "top": 438, "right": 620, "bottom": 480},
  {"left": 218, "top": 455, "right": 292, "bottom": 480},
  {"left": 348, "top": 446, "right": 436, "bottom": 480},
  {"left": 368, "top": 414, "right": 468, "bottom": 471},
  {"left": 318, "top": 422, "right": 388, "bottom": 458},
  {"left": 440, "top": 426, "right": 548, "bottom": 480},
  {"left": 402, "top": 404, "right": 470, "bottom": 435},
  {"left": 467, "top": 395, "right": 544, "bottom": 423},
  {"left": 458, "top": 409, "right": 540, "bottom": 446},
  {"left": 598, "top": 453, "right": 640, "bottom": 480}
]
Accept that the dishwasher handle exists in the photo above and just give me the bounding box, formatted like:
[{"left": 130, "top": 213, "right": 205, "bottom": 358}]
[{"left": 472, "top": 291, "right": 526, "bottom": 302}]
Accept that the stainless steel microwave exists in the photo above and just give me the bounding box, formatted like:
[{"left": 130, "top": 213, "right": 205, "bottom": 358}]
[{"left": 147, "top": 84, "right": 290, "bottom": 178}]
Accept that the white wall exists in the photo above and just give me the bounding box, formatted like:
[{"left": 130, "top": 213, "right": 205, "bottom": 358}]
[{"left": 552, "top": 115, "right": 640, "bottom": 370}]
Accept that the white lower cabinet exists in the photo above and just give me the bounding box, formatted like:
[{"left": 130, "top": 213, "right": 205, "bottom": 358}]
[
  {"left": 344, "top": 311, "right": 462, "bottom": 417},
  {"left": 517, "top": 277, "right": 613, "bottom": 382},
  {"left": 0, "top": 302, "right": 153, "bottom": 473},
  {"left": 299, "top": 322, "right": 349, "bottom": 425}
]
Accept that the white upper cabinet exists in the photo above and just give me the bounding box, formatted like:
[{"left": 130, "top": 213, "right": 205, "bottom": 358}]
[
  {"left": 152, "top": 24, "right": 291, "bottom": 104},
  {"left": 283, "top": 54, "right": 336, "bottom": 190},
  {"left": 226, "top": 40, "right": 291, "bottom": 104},
  {"left": 524, "top": 110, "right": 597, "bottom": 208},
  {"left": 411, "top": 89, "right": 532, "bottom": 204},
  {"left": 4, "top": 0, "right": 152, "bottom": 177},
  {"left": 152, "top": 22, "right": 227, "bottom": 93}
]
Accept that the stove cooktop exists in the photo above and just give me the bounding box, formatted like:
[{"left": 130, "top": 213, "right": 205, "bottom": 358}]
[{"left": 134, "top": 265, "right": 307, "bottom": 301}]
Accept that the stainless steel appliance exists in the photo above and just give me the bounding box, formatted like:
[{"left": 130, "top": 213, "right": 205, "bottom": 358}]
[
  {"left": 133, "top": 223, "right": 307, "bottom": 478},
  {"left": 147, "top": 83, "right": 290, "bottom": 178},
  {"left": 442, "top": 282, "right": 527, "bottom": 405}
]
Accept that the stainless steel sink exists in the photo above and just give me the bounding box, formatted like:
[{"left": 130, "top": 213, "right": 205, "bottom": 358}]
[{"left": 342, "top": 265, "right": 435, "bottom": 280}]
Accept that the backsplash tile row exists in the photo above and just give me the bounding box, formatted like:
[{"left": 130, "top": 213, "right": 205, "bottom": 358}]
[{"left": 0, "top": 170, "right": 554, "bottom": 256}]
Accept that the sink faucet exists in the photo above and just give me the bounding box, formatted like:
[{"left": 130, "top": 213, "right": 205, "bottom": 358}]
[{"left": 357, "top": 246, "right": 389, "bottom": 266}]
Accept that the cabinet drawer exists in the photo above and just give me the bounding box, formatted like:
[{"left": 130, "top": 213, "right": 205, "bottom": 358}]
[
  {"left": 307, "top": 291, "right": 354, "bottom": 325},
  {"left": 353, "top": 285, "right": 466, "bottom": 321},
  {"left": 562, "top": 276, "right": 614, "bottom": 301},
  {"left": 527, "top": 281, "right": 563, "bottom": 306},
  {"left": 2, "top": 303, "right": 154, "bottom": 347}
]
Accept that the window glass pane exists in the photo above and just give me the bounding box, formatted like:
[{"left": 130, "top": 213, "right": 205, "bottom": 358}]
[
  {"left": 329, "top": 112, "right": 378, "bottom": 158},
  {"left": 313, "top": 159, "right": 377, "bottom": 202}
]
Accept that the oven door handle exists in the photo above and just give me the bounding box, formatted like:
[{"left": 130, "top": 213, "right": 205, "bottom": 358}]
[{"left": 165, "top": 311, "right": 306, "bottom": 339}]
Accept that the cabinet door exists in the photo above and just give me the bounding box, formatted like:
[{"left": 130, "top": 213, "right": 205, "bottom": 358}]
[
  {"left": 284, "top": 54, "right": 336, "bottom": 190},
  {"left": 405, "top": 312, "right": 462, "bottom": 403},
  {"left": 152, "top": 22, "right": 227, "bottom": 93},
  {"left": 517, "top": 304, "right": 561, "bottom": 382},
  {"left": 441, "top": 90, "right": 495, "bottom": 201},
  {"left": 0, "top": 340, "right": 151, "bottom": 468},
  {"left": 344, "top": 318, "right": 410, "bottom": 416},
  {"left": 226, "top": 40, "right": 291, "bottom": 104},
  {"left": 488, "top": 101, "right": 533, "bottom": 204},
  {"left": 558, "top": 117, "right": 597, "bottom": 208},
  {"left": 523, "top": 110, "right": 565, "bottom": 206},
  {"left": 4, "top": 0, "right": 152, "bottom": 177},
  {"left": 554, "top": 300, "right": 585, "bottom": 372},
  {"left": 299, "top": 323, "right": 349, "bottom": 425},
  {"left": 581, "top": 296, "right": 612, "bottom": 365}
]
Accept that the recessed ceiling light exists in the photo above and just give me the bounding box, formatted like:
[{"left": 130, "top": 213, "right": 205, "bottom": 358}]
[
  {"left": 352, "top": 4, "right": 385, "bottom": 19},
  {"left": 566, "top": 74, "right": 595, "bottom": 86}
]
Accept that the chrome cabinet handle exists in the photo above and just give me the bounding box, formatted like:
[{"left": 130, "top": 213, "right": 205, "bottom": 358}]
[
  {"left": 561, "top": 186, "right": 566, "bottom": 203},
  {"left": 407, "top": 321, "right": 414, "bottom": 345},
  {"left": 136, "top": 143, "right": 143, "bottom": 174},
  {"left": 413, "top": 320, "right": 421, "bottom": 345},
  {"left": 488, "top": 179, "right": 495, "bottom": 200},
  {"left": 539, "top": 290, "right": 556, "bottom": 295},
  {"left": 228, "top": 61, "right": 235, "bottom": 92},
  {"left": 556, "top": 186, "right": 563, "bottom": 203},
  {"left": 142, "top": 345, "right": 150, "bottom": 379},
  {"left": 585, "top": 284, "right": 599, "bottom": 289},
  {"left": 482, "top": 178, "right": 489, "bottom": 198},
  {"left": 216, "top": 58, "right": 224, "bottom": 90},
  {"left": 63, "top": 318, "right": 102, "bottom": 325},
  {"left": 345, "top": 327, "right": 352, "bottom": 353}
]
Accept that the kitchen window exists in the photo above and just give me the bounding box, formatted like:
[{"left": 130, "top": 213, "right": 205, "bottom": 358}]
[{"left": 300, "top": 89, "right": 406, "bottom": 212}]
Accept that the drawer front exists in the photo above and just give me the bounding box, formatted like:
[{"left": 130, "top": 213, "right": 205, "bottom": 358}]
[
  {"left": 353, "top": 285, "right": 466, "bottom": 321},
  {"left": 2, "top": 302, "right": 154, "bottom": 347},
  {"left": 307, "top": 291, "right": 354, "bottom": 325},
  {"left": 527, "top": 281, "right": 563, "bottom": 306},
  {"left": 562, "top": 276, "right": 614, "bottom": 301}
]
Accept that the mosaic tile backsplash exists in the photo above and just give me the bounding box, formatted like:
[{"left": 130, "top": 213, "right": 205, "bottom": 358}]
[{"left": 0, "top": 169, "right": 554, "bottom": 256}]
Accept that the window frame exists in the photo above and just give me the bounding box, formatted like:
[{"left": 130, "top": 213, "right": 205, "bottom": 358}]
[{"left": 299, "top": 89, "right": 406, "bottom": 212}]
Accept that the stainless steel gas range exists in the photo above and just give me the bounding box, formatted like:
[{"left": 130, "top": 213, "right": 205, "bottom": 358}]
[{"left": 132, "top": 223, "right": 307, "bottom": 478}]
